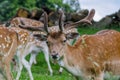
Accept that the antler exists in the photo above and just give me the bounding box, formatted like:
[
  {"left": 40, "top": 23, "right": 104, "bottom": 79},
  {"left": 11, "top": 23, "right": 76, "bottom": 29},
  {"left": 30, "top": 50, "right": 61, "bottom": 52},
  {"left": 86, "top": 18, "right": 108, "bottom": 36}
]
[
  {"left": 59, "top": 9, "right": 64, "bottom": 32},
  {"left": 65, "top": 9, "right": 95, "bottom": 29},
  {"left": 43, "top": 11, "right": 49, "bottom": 34},
  {"left": 80, "top": 9, "right": 95, "bottom": 24}
]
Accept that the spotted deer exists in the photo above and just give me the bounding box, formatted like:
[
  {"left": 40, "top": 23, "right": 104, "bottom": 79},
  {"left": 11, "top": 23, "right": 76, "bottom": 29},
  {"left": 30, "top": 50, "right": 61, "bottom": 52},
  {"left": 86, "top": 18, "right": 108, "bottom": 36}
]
[
  {"left": 19, "top": 9, "right": 96, "bottom": 79},
  {"left": 9, "top": 14, "right": 53, "bottom": 80},
  {"left": 20, "top": 9, "right": 120, "bottom": 80},
  {"left": 0, "top": 26, "right": 19, "bottom": 80},
  {"left": 14, "top": 11, "right": 83, "bottom": 74},
  {"left": 9, "top": 12, "right": 78, "bottom": 79}
]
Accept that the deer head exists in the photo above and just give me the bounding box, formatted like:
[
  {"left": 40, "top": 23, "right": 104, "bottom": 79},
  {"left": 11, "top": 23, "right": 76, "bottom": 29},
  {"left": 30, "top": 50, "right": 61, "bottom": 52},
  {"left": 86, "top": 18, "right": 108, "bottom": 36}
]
[{"left": 19, "top": 9, "right": 95, "bottom": 60}]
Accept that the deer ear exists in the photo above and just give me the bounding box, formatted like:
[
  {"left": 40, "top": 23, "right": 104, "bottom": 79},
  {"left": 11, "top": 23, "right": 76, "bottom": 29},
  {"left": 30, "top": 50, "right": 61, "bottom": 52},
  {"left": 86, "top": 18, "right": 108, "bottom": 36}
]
[
  {"left": 33, "top": 34, "right": 47, "bottom": 41},
  {"left": 66, "top": 33, "right": 79, "bottom": 40}
]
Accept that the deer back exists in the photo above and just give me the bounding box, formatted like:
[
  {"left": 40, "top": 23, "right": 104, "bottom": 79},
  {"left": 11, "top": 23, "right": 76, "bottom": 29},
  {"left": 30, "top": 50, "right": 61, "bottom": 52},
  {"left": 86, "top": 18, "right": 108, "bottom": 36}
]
[
  {"left": 0, "top": 26, "right": 18, "bottom": 59},
  {"left": 10, "top": 17, "right": 44, "bottom": 27}
]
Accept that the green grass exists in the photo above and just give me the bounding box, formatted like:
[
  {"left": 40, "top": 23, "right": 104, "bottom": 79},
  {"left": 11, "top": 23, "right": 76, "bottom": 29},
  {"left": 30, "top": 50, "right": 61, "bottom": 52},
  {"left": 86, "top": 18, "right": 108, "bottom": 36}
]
[
  {"left": 13, "top": 27, "right": 120, "bottom": 80},
  {"left": 12, "top": 53, "right": 75, "bottom": 80}
]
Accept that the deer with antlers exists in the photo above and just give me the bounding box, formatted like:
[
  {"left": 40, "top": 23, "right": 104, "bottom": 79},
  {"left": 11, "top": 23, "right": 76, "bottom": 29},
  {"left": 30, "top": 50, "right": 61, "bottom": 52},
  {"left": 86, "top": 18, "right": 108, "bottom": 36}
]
[
  {"left": 19, "top": 9, "right": 97, "bottom": 80},
  {"left": 19, "top": 9, "right": 120, "bottom": 80},
  {"left": 21, "top": 9, "right": 120, "bottom": 80},
  {"left": 11, "top": 9, "right": 84, "bottom": 77},
  {"left": 17, "top": 9, "right": 94, "bottom": 75},
  {"left": 9, "top": 11, "right": 77, "bottom": 79}
]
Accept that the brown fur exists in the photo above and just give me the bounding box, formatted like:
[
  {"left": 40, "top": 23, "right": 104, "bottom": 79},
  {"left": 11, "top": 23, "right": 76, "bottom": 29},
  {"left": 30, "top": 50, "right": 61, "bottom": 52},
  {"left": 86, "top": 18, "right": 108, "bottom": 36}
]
[
  {"left": 48, "top": 29, "right": 120, "bottom": 80},
  {"left": 0, "top": 26, "right": 35, "bottom": 80},
  {"left": 50, "top": 31, "right": 62, "bottom": 39},
  {"left": 0, "top": 26, "right": 18, "bottom": 80},
  {"left": 10, "top": 17, "right": 44, "bottom": 27}
]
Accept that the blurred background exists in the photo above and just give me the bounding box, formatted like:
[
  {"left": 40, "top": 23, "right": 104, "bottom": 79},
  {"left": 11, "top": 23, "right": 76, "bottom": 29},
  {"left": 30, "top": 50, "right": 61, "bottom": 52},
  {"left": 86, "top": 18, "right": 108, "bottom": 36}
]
[
  {"left": 0, "top": 0, "right": 81, "bottom": 21},
  {"left": 0, "top": 0, "right": 120, "bottom": 29}
]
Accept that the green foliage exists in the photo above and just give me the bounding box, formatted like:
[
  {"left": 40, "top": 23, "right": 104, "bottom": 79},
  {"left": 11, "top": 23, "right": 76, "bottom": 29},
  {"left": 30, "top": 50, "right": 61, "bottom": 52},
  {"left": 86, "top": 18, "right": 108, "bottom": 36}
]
[
  {"left": 0, "top": 1, "right": 14, "bottom": 21},
  {"left": 36, "top": 0, "right": 72, "bottom": 12},
  {"left": 0, "top": 0, "right": 36, "bottom": 21},
  {"left": 36, "top": 0, "right": 54, "bottom": 9},
  {"left": 0, "top": 0, "right": 74, "bottom": 22}
]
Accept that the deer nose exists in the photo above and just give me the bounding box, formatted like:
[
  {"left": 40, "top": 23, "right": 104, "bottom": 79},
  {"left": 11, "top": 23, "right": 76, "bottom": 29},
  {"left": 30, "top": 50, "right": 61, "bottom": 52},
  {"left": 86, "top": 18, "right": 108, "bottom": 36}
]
[
  {"left": 52, "top": 51, "right": 56, "bottom": 53},
  {"left": 52, "top": 53, "right": 58, "bottom": 59}
]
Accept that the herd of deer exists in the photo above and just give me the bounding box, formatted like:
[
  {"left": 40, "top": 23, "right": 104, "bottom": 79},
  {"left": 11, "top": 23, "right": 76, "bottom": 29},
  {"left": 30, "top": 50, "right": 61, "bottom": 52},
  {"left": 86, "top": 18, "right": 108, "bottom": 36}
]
[{"left": 0, "top": 8, "right": 120, "bottom": 80}]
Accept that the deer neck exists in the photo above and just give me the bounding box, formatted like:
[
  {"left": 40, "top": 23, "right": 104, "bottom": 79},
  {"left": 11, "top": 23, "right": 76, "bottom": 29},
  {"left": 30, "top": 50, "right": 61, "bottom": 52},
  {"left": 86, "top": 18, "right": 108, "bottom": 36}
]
[{"left": 58, "top": 43, "right": 84, "bottom": 76}]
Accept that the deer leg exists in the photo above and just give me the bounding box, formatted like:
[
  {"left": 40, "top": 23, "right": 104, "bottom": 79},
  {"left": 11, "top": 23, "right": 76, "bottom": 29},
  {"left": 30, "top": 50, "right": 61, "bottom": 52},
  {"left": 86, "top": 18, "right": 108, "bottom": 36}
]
[
  {"left": 93, "top": 72, "right": 104, "bottom": 80},
  {"left": 42, "top": 48, "right": 53, "bottom": 76},
  {"left": 5, "top": 38, "right": 17, "bottom": 80},
  {"left": 22, "top": 57, "right": 33, "bottom": 80},
  {"left": 0, "top": 63, "right": 7, "bottom": 80},
  {"left": 29, "top": 52, "right": 38, "bottom": 66},
  {"left": 59, "top": 67, "right": 63, "bottom": 74},
  {"left": 94, "top": 74, "right": 104, "bottom": 80},
  {"left": 33, "top": 54, "right": 37, "bottom": 64},
  {"left": 16, "top": 55, "right": 23, "bottom": 80},
  {"left": 4, "top": 60, "right": 12, "bottom": 80}
]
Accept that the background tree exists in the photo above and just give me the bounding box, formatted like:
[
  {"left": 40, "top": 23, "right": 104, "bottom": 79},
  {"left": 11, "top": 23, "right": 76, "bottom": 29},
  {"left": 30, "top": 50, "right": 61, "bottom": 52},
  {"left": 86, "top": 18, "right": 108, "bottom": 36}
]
[
  {"left": 0, "top": 0, "right": 35, "bottom": 21},
  {"left": 63, "top": 0, "right": 81, "bottom": 12},
  {"left": 0, "top": 0, "right": 79, "bottom": 22}
]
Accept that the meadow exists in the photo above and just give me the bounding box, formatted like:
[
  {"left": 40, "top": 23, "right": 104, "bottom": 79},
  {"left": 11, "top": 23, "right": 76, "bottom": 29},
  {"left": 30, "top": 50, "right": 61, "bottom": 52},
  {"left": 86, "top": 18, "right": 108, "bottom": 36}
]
[{"left": 13, "top": 27, "right": 120, "bottom": 80}]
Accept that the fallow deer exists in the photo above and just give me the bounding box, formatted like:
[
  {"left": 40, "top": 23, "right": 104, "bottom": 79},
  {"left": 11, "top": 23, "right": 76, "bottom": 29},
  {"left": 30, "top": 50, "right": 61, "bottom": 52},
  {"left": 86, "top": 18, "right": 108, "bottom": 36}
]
[
  {"left": 17, "top": 17, "right": 80, "bottom": 74},
  {"left": 0, "top": 26, "right": 18, "bottom": 80},
  {"left": 21, "top": 9, "right": 120, "bottom": 80},
  {"left": 19, "top": 9, "right": 96, "bottom": 80},
  {"left": 9, "top": 14, "right": 53, "bottom": 80},
  {"left": 10, "top": 11, "right": 79, "bottom": 79},
  {"left": 14, "top": 10, "right": 83, "bottom": 75}
]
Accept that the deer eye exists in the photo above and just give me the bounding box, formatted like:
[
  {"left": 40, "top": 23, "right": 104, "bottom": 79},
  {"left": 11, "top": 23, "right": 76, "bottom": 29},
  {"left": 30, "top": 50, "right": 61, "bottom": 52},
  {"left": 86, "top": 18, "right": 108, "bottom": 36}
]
[
  {"left": 46, "top": 41, "right": 49, "bottom": 44},
  {"left": 46, "top": 41, "right": 53, "bottom": 46},
  {"left": 63, "top": 40, "right": 67, "bottom": 43}
]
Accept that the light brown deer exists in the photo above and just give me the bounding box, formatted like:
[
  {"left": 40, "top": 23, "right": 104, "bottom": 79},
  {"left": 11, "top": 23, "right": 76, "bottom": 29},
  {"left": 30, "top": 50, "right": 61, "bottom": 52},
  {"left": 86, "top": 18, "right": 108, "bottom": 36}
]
[
  {"left": 1, "top": 18, "right": 41, "bottom": 80},
  {"left": 9, "top": 17, "right": 44, "bottom": 27},
  {"left": 19, "top": 9, "right": 96, "bottom": 80},
  {"left": 25, "top": 9, "right": 120, "bottom": 80},
  {"left": 9, "top": 27, "right": 36, "bottom": 80},
  {"left": 8, "top": 26, "right": 42, "bottom": 80},
  {"left": 8, "top": 14, "right": 54, "bottom": 80},
  {"left": 9, "top": 11, "right": 79, "bottom": 79},
  {"left": 0, "top": 26, "right": 19, "bottom": 80}
]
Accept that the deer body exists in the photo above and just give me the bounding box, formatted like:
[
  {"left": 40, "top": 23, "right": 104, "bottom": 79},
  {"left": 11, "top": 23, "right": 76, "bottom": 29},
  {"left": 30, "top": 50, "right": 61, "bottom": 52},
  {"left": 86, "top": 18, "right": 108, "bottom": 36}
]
[
  {"left": 9, "top": 27, "right": 35, "bottom": 80},
  {"left": 57, "top": 30, "right": 120, "bottom": 79},
  {"left": 37, "top": 9, "right": 120, "bottom": 79},
  {"left": 0, "top": 26, "right": 18, "bottom": 80},
  {"left": 10, "top": 17, "right": 44, "bottom": 27},
  {"left": 9, "top": 17, "right": 53, "bottom": 80}
]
